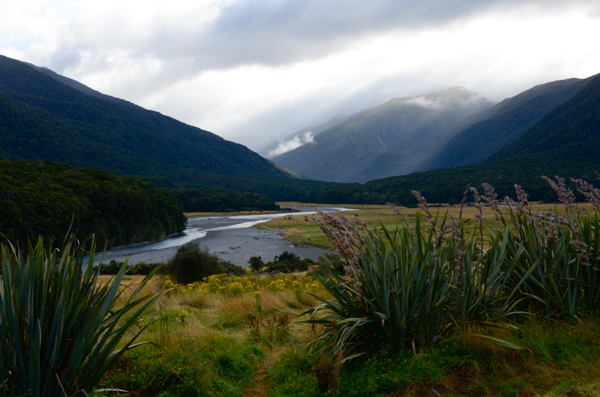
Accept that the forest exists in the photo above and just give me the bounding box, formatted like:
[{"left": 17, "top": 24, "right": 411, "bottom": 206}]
[{"left": 0, "top": 158, "right": 187, "bottom": 248}]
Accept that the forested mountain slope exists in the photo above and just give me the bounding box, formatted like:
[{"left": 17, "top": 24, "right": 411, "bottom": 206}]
[
  {"left": 0, "top": 158, "right": 187, "bottom": 248},
  {"left": 289, "top": 73, "right": 600, "bottom": 205},
  {"left": 0, "top": 55, "right": 309, "bottom": 194},
  {"left": 271, "top": 87, "right": 494, "bottom": 183},
  {"left": 419, "top": 76, "right": 593, "bottom": 171}
]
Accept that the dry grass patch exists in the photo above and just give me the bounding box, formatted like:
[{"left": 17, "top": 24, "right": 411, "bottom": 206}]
[{"left": 260, "top": 202, "right": 597, "bottom": 248}]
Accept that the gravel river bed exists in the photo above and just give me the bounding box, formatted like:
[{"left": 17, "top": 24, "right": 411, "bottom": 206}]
[{"left": 91, "top": 207, "right": 346, "bottom": 267}]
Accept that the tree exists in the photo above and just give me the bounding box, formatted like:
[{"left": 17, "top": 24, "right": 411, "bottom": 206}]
[{"left": 248, "top": 256, "right": 264, "bottom": 272}]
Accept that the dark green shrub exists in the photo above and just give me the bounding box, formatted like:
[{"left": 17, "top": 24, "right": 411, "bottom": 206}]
[
  {"left": 99, "top": 259, "right": 124, "bottom": 274},
  {"left": 265, "top": 251, "right": 312, "bottom": 273},
  {"left": 248, "top": 256, "right": 264, "bottom": 272},
  {"left": 268, "top": 262, "right": 291, "bottom": 273},
  {"left": 129, "top": 262, "right": 160, "bottom": 275},
  {"left": 167, "top": 242, "right": 226, "bottom": 284},
  {"left": 223, "top": 263, "right": 245, "bottom": 276},
  {"left": 0, "top": 237, "right": 162, "bottom": 396},
  {"left": 275, "top": 251, "right": 301, "bottom": 263}
]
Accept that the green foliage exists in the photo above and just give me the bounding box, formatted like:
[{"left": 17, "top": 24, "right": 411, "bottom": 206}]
[
  {"left": 0, "top": 237, "right": 162, "bottom": 396},
  {"left": 265, "top": 251, "right": 313, "bottom": 274},
  {"left": 165, "top": 242, "right": 243, "bottom": 284},
  {"left": 307, "top": 213, "right": 525, "bottom": 359},
  {"left": 0, "top": 158, "right": 187, "bottom": 248},
  {"left": 168, "top": 188, "right": 280, "bottom": 212},
  {"left": 98, "top": 260, "right": 161, "bottom": 275},
  {"left": 308, "top": 182, "right": 600, "bottom": 362},
  {"left": 504, "top": 207, "right": 600, "bottom": 317},
  {"left": 248, "top": 256, "right": 264, "bottom": 272},
  {"left": 101, "top": 335, "right": 266, "bottom": 396},
  {"left": 268, "top": 316, "right": 600, "bottom": 396}
]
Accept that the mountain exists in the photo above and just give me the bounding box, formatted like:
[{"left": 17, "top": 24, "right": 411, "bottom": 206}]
[
  {"left": 291, "top": 73, "right": 600, "bottom": 205},
  {"left": 0, "top": 55, "right": 320, "bottom": 197},
  {"left": 271, "top": 87, "right": 494, "bottom": 183},
  {"left": 259, "top": 111, "right": 366, "bottom": 158},
  {"left": 418, "top": 77, "right": 593, "bottom": 171}
]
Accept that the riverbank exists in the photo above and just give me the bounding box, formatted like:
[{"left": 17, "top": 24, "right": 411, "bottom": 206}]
[{"left": 92, "top": 207, "right": 343, "bottom": 267}]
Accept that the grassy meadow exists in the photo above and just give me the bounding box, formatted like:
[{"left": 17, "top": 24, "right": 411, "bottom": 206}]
[
  {"left": 97, "top": 270, "right": 600, "bottom": 397},
  {"left": 5, "top": 182, "right": 600, "bottom": 396},
  {"left": 260, "top": 202, "right": 586, "bottom": 249},
  {"left": 96, "top": 191, "right": 600, "bottom": 396}
]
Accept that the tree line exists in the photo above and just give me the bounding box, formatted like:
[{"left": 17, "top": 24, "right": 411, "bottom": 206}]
[{"left": 0, "top": 158, "right": 187, "bottom": 248}]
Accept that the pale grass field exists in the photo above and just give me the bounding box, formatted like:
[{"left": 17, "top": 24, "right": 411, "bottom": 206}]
[
  {"left": 105, "top": 272, "right": 330, "bottom": 347},
  {"left": 264, "top": 202, "right": 596, "bottom": 248}
]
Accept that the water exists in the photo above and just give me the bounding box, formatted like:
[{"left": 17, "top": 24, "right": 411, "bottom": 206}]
[{"left": 92, "top": 207, "right": 349, "bottom": 267}]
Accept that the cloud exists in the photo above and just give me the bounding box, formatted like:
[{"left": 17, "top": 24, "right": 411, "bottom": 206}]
[
  {"left": 267, "top": 131, "right": 315, "bottom": 158},
  {"left": 2, "top": 0, "right": 600, "bottom": 151}
]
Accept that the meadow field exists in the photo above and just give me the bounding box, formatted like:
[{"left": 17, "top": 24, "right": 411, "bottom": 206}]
[{"left": 5, "top": 184, "right": 600, "bottom": 396}]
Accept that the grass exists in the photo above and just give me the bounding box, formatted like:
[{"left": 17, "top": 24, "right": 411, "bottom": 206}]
[
  {"left": 98, "top": 272, "right": 329, "bottom": 396},
  {"left": 262, "top": 202, "right": 596, "bottom": 248},
  {"left": 96, "top": 271, "right": 600, "bottom": 397},
  {"left": 266, "top": 315, "right": 600, "bottom": 396},
  {"left": 102, "top": 190, "right": 600, "bottom": 396}
]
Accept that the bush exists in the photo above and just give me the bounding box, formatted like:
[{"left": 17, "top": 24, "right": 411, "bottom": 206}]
[
  {"left": 0, "top": 237, "right": 162, "bottom": 396},
  {"left": 307, "top": 179, "right": 600, "bottom": 362},
  {"left": 166, "top": 242, "right": 243, "bottom": 283},
  {"left": 129, "top": 262, "right": 161, "bottom": 275},
  {"left": 248, "top": 256, "right": 264, "bottom": 272},
  {"left": 265, "top": 251, "right": 313, "bottom": 274},
  {"left": 99, "top": 259, "right": 124, "bottom": 274},
  {"left": 98, "top": 260, "right": 161, "bottom": 275}
]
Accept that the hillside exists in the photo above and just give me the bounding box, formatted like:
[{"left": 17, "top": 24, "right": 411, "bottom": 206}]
[
  {"left": 0, "top": 158, "right": 187, "bottom": 247},
  {"left": 259, "top": 111, "right": 365, "bottom": 158},
  {"left": 0, "top": 55, "right": 319, "bottom": 196},
  {"left": 289, "top": 73, "right": 600, "bottom": 205},
  {"left": 418, "top": 76, "right": 593, "bottom": 171},
  {"left": 271, "top": 87, "right": 494, "bottom": 183}
]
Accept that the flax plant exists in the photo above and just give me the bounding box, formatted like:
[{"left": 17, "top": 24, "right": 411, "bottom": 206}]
[
  {"left": 308, "top": 177, "right": 600, "bottom": 361},
  {"left": 307, "top": 198, "right": 526, "bottom": 361},
  {"left": 0, "top": 237, "right": 163, "bottom": 396},
  {"left": 506, "top": 178, "right": 600, "bottom": 317}
]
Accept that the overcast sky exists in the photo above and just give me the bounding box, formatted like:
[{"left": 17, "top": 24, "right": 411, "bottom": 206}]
[{"left": 2, "top": 0, "right": 600, "bottom": 150}]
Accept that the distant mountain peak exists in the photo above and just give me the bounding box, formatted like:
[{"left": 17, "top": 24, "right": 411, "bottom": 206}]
[{"left": 270, "top": 86, "right": 495, "bottom": 183}]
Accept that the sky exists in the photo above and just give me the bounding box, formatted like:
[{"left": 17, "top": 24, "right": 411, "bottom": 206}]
[{"left": 2, "top": 0, "right": 600, "bottom": 151}]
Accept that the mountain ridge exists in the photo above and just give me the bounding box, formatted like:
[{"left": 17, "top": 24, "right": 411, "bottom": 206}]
[
  {"left": 0, "top": 55, "right": 312, "bottom": 196},
  {"left": 418, "top": 76, "right": 593, "bottom": 171},
  {"left": 272, "top": 86, "right": 494, "bottom": 183}
]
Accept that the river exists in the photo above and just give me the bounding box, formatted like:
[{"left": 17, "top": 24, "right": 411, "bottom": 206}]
[{"left": 91, "top": 207, "right": 348, "bottom": 267}]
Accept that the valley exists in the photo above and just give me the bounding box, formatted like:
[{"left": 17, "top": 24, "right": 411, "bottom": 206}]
[{"left": 2, "top": 52, "right": 600, "bottom": 397}]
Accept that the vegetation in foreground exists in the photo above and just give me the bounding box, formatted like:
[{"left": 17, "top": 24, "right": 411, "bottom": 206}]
[
  {"left": 0, "top": 237, "right": 162, "bottom": 396},
  {"left": 4, "top": 176, "right": 600, "bottom": 396}
]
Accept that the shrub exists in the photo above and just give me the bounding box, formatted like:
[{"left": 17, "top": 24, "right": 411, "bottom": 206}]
[
  {"left": 130, "top": 261, "right": 161, "bottom": 275},
  {"left": 98, "top": 260, "right": 161, "bottom": 275},
  {"left": 308, "top": 178, "right": 600, "bottom": 361},
  {"left": 166, "top": 242, "right": 242, "bottom": 283},
  {"left": 0, "top": 237, "right": 162, "bottom": 396},
  {"left": 248, "top": 256, "right": 264, "bottom": 272},
  {"left": 265, "top": 251, "right": 312, "bottom": 274},
  {"left": 98, "top": 259, "right": 124, "bottom": 274}
]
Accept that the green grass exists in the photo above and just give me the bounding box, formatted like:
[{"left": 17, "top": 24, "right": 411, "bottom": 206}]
[{"left": 267, "top": 316, "right": 600, "bottom": 396}]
